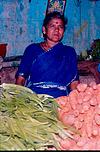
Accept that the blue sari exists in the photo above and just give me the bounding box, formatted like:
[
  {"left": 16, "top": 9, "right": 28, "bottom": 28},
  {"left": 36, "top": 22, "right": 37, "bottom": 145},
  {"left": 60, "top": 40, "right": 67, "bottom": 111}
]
[{"left": 16, "top": 42, "right": 79, "bottom": 98}]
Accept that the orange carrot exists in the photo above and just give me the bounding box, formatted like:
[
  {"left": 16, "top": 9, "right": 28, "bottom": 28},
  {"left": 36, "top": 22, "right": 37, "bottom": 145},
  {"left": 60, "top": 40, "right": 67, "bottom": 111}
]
[
  {"left": 61, "top": 113, "right": 75, "bottom": 126},
  {"left": 94, "top": 113, "right": 100, "bottom": 125},
  {"left": 89, "top": 96, "right": 97, "bottom": 106},
  {"left": 77, "top": 83, "right": 87, "bottom": 92}
]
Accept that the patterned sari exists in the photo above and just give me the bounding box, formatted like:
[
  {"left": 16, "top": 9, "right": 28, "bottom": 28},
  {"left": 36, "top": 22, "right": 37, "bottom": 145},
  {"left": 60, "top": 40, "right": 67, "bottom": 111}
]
[{"left": 16, "top": 42, "right": 79, "bottom": 98}]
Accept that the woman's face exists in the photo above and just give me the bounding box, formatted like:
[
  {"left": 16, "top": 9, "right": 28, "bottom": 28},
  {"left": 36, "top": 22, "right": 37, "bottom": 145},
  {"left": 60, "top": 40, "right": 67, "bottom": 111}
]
[{"left": 43, "top": 18, "right": 65, "bottom": 43}]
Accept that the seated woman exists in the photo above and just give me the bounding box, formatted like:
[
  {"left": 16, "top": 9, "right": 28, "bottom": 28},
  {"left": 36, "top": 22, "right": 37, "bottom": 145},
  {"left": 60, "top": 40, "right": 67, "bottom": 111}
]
[{"left": 15, "top": 11, "right": 79, "bottom": 98}]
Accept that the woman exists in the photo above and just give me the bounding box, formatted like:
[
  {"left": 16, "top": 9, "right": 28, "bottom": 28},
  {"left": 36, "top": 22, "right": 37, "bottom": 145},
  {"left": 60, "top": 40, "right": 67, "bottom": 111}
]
[{"left": 15, "top": 11, "right": 79, "bottom": 98}]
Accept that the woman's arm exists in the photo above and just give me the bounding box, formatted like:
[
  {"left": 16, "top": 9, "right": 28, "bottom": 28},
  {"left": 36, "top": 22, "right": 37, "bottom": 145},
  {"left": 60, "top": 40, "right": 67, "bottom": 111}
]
[
  {"left": 69, "top": 47, "right": 80, "bottom": 91},
  {"left": 15, "top": 76, "right": 26, "bottom": 86},
  {"left": 15, "top": 44, "right": 37, "bottom": 86}
]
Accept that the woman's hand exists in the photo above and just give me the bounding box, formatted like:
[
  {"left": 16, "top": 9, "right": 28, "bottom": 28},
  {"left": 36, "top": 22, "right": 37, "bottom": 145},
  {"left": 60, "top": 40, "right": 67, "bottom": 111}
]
[
  {"left": 15, "top": 76, "right": 26, "bottom": 86},
  {"left": 70, "top": 80, "right": 80, "bottom": 91}
]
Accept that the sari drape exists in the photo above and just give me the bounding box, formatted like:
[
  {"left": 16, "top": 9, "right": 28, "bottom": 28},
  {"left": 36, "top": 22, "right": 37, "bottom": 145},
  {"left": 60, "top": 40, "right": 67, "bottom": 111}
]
[{"left": 16, "top": 42, "right": 79, "bottom": 97}]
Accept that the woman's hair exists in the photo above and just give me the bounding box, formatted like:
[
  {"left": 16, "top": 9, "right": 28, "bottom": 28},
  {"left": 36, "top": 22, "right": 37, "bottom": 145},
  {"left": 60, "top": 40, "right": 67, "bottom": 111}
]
[{"left": 43, "top": 11, "right": 68, "bottom": 30}]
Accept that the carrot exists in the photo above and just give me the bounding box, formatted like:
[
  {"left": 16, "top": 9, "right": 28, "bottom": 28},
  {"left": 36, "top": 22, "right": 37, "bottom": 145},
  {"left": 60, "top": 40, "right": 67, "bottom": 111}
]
[
  {"left": 61, "top": 113, "right": 75, "bottom": 126},
  {"left": 85, "top": 87, "right": 94, "bottom": 95},
  {"left": 96, "top": 94, "right": 100, "bottom": 104},
  {"left": 74, "top": 119, "right": 82, "bottom": 130},
  {"left": 89, "top": 81, "right": 97, "bottom": 90},
  {"left": 95, "top": 137, "right": 100, "bottom": 150},
  {"left": 77, "top": 83, "right": 87, "bottom": 92},
  {"left": 56, "top": 96, "right": 67, "bottom": 108},
  {"left": 83, "top": 93, "right": 92, "bottom": 102},
  {"left": 94, "top": 113, "right": 100, "bottom": 125},
  {"left": 73, "top": 109, "right": 80, "bottom": 117},
  {"left": 59, "top": 138, "right": 76, "bottom": 150},
  {"left": 64, "top": 101, "right": 72, "bottom": 112},
  {"left": 92, "top": 124, "right": 99, "bottom": 137},
  {"left": 77, "top": 104, "right": 85, "bottom": 114},
  {"left": 78, "top": 114, "right": 84, "bottom": 122},
  {"left": 95, "top": 106, "right": 100, "bottom": 115},
  {"left": 86, "top": 123, "right": 92, "bottom": 137},
  {"left": 68, "top": 90, "right": 78, "bottom": 110},
  {"left": 82, "top": 139, "right": 96, "bottom": 150},
  {"left": 55, "top": 82, "right": 100, "bottom": 150},
  {"left": 82, "top": 102, "right": 90, "bottom": 112},
  {"left": 76, "top": 137, "right": 87, "bottom": 147},
  {"left": 77, "top": 92, "right": 84, "bottom": 104},
  {"left": 96, "top": 84, "right": 100, "bottom": 91},
  {"left": 89, "top": 96, "right": 97, "bottom": 106},
  {"left": 57, "top": 108, "right": 65, "bottom": 121}
]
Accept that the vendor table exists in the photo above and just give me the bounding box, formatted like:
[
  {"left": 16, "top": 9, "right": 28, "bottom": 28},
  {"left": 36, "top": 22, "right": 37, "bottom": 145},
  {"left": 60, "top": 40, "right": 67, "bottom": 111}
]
[
  {"left": 78, "top": 60, "right": 100, "bottom": 84},
  {"left": 0, "top": 56, "right": 100, "bottom": 85}
]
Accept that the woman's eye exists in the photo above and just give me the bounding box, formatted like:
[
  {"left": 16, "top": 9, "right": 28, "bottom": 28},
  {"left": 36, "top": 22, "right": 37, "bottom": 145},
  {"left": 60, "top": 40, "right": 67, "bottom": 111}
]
[
  {"left": 49, "top": 25, "right": 55, "bottom": 28},
  {"left": 47, "top": 24, "right": 64, "bottom": 30},
  {"left": 59, "top": 25, "right": 64, "bottom": 29}
]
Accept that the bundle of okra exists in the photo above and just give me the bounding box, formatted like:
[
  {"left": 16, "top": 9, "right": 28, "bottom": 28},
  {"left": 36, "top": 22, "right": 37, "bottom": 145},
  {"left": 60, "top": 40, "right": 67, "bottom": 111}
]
[{"left": 0, "top": 83, "right": 77, "bottom": 150}]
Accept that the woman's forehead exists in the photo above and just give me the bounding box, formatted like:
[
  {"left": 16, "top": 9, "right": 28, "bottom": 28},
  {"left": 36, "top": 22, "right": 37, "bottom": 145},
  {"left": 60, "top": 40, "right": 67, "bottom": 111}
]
[{"left": 48, "top": 18, "right": 64, "bottom": 24}]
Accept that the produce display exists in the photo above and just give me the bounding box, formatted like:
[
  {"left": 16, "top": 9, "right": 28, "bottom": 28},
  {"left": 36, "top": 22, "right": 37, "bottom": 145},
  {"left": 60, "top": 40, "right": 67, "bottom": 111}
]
[
  {"left": 0, "top": 83, "right": 76, "bottom": 150},
  {"left": 0, "top": 82, "right": 100, "bottom": 150},
  {"left": 56, "top": 82, "right": 100, "bottom": 150}
]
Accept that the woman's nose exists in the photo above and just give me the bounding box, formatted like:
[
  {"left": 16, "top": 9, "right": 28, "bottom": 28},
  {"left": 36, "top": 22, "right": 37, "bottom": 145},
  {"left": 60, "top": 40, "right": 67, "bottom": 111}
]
[{"left": 55, "top": 27, "right": 59, "bottom": 31}]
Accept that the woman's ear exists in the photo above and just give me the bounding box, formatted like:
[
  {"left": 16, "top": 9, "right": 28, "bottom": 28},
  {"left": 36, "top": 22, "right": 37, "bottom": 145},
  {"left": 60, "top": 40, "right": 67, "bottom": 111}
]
[{"left": 42, "top": 26, "right": 46, "bottom": 35}]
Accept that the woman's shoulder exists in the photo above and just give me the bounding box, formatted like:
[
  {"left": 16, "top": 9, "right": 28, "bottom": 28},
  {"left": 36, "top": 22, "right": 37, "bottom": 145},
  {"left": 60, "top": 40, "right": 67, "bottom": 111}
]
[
  {"left": 22, "top": 43, "right": 42, "bottom": 58},
  {"left": 25, "top": 43, "right": 40, "bottom": 50},
  {"left": 24, "top": 43, "right": 41, "bottom": 54},
  {"left": 63, "top": 44, "right": 75, "bottom": 51},
  {"left": 61, "top": 43, "right": 76, "bottom": 55}
]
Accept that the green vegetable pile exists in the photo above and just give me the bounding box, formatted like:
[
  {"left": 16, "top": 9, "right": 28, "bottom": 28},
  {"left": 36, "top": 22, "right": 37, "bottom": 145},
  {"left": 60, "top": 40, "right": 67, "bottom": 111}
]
[{"left": 0, "top": 83, "right": 75, "bottom": 150}]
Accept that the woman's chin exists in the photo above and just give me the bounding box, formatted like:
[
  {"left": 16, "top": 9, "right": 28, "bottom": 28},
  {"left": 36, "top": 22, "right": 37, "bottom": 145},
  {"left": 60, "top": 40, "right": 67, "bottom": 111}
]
[{"left": 52, "top": 38, "right": 61, "bottom": 42}]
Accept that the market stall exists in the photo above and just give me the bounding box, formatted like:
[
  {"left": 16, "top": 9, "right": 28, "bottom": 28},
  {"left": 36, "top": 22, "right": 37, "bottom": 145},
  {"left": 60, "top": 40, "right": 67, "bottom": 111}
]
[{"left": 0, "top": 82, "right": 100, "bottom": 150}]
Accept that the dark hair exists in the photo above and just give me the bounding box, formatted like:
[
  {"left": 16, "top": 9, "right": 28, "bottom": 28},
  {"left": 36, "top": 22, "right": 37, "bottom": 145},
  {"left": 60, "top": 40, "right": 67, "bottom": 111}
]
[{"left": 43, "top": 11, "right": 68, "bottom": 30}]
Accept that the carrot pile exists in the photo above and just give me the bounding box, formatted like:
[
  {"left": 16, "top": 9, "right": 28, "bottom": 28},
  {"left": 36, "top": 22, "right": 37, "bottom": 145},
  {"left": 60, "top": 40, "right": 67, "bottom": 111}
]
[{"left": 56, "top": 82, "right": 100, "bottom": 150}]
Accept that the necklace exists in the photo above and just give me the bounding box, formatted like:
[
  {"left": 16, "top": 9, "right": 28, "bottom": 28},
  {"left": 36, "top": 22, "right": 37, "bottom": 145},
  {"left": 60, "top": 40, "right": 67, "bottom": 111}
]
[{"left": 40, "top": 42, "right": 51, "bottom": 52}]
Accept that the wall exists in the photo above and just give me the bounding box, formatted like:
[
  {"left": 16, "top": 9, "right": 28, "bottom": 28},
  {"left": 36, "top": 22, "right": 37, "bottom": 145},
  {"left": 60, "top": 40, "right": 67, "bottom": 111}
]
[{"left": 0, "top": 0, "right": 100, "bottom": 57}]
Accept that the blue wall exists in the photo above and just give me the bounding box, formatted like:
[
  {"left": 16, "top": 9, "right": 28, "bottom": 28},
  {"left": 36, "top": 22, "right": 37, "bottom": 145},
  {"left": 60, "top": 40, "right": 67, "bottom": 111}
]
[{"left": 0, "top": 0, "right": 100, "bottom": 57}]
